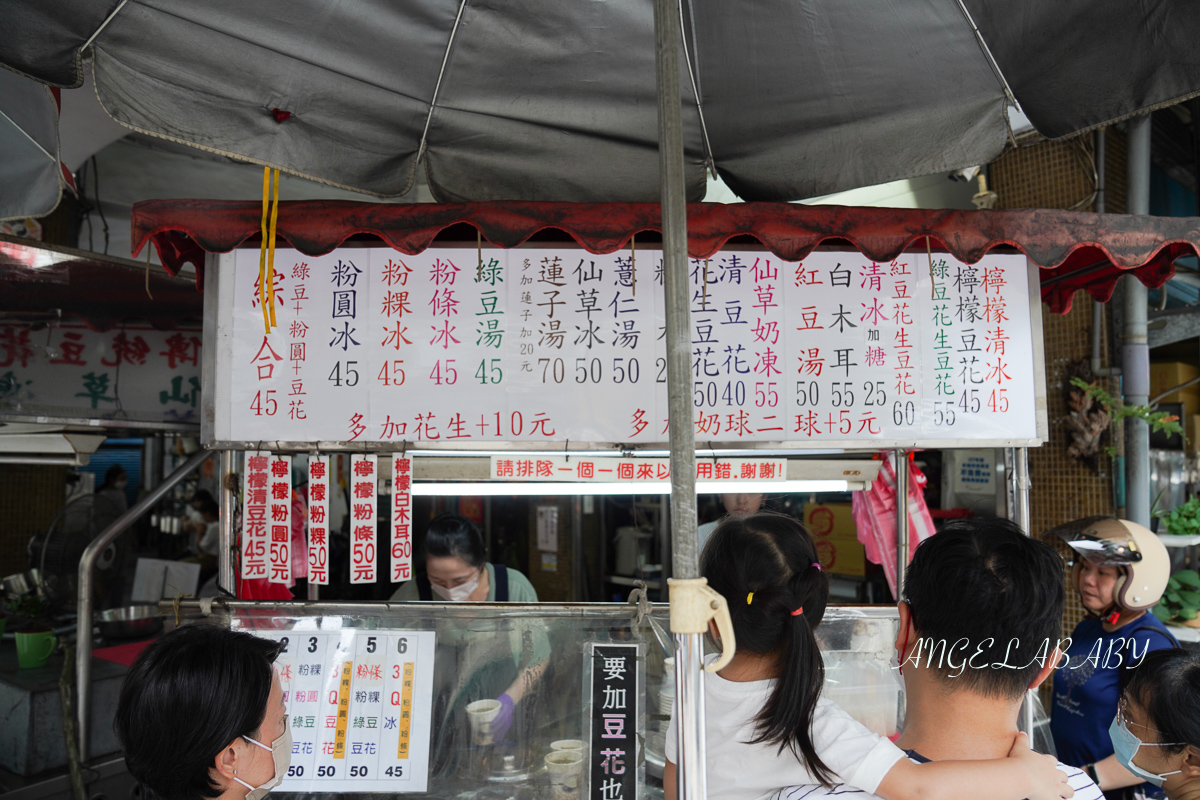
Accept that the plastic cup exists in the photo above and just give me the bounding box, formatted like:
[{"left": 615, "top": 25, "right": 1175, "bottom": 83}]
[
  {"left": 466, "top": 699, "right": 502, "bottom": 745},
  {"left": 545, "top": 750, "right": 584, "bottom": 800},
  {"left": 16, "top": 630, "right": 56, "bottom": 670},
  {"left": 551, "top": 739, "right": 588, "bottom": 773}
]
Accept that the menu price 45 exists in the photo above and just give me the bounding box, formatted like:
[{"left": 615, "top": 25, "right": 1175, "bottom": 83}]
[{"left": 250, "top": 628, "right": 437, "bottom": 794}]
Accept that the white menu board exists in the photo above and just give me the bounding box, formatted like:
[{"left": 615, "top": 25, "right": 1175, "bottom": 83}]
[
  {"left": 209, "top": 247, "right": 1044, "bottom": 447},
  {"left": 256, "top": 628, "right": 437, "bottom": 794}
]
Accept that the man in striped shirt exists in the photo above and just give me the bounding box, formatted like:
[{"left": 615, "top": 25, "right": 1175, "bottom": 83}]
[{"left": 774, "top": 518, "right": 1101, "bottom": 800}]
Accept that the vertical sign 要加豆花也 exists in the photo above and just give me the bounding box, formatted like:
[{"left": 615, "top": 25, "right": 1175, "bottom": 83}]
[{"left": 589, "top": 643, "right": 640, "bottom": 800}]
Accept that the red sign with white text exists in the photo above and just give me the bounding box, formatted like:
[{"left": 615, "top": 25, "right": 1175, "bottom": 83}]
[
  {"left": 307, "top": 456, "right": 330, "bottom": 585},
  {"left": 350, "top": 455, "right": 377, "bottom": 584},
  {"left": 268, "top": 455, "right": 292, "bottom": 585},
  {"left": 391, "top": 455, "right": 413, "bottom": 583},
  {"left": 241, "top": 451, "right": 270, "bottom": 580}
]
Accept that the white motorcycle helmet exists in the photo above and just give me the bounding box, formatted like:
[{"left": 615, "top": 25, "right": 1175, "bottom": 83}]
[{"left": 1049, "top": 516, "right": 1170, "bottom": 616}]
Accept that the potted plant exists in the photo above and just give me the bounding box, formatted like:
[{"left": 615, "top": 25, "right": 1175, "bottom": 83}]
[
  {"left": 1152, "top": 569, "right": 1200, "bottom": 628},
  {"left": 1157, "top": 497, "right": 1200, "bottom": 538},
  {"left": 10, "top": 592, "right": 57, "bottom": 669}
]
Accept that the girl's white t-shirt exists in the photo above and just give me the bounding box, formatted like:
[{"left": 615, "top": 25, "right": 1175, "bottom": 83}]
[{"left": 665, "top": 668, "right": 904, "bottom": 800}]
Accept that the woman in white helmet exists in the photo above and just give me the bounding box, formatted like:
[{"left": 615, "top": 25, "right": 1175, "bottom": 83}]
[{"left": 1048, "top": 517, "right": 1179, "bottom": 800}]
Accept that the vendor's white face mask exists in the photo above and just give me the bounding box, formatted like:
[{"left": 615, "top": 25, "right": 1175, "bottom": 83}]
[
  {"left": 233, "top": 718, "right": 292, "bottom": 800},
  {"left": 431, "top": 569, "right": 483, "bottom": 602}
]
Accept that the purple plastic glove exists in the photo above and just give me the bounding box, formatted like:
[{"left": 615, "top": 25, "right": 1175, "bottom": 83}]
[{"left": 491, "top": 693, "right": 516, "bottom": 741}]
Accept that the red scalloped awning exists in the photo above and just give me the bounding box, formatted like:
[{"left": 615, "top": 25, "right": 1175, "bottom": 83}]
[{"left": 131, "top": 200, "right": 1200, "bottom": 314}]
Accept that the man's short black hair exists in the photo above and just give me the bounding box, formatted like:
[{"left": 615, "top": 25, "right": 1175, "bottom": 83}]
[{"left": 904, "top": 517, "right": 1065, "bottom": 700}]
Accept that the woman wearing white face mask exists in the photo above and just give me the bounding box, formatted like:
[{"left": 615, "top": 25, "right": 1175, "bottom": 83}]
[
  {"left": 116, "top": 625, "right": 290, "bottom": 800},
  {"left": 390, "top": 514, "right": 547, "bottom": 775},
  {"left": 390, "top": 513, "right": 539, "bottom": 603},
  {"left": 1110, "top": 649, "right": 1200, "bottom": 800}
]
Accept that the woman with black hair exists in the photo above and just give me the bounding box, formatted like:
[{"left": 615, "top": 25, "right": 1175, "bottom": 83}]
[
  {"left": 1110, "top": 648, "right": 1200, "bottom": 800},
  {"left": 663, "top": 512, "right": 1075, "bottom": 800},
  {"left": 389, "top": 513, "right": 538, "bottom": 602},
  {"left": 115, "top": 625, "right": 288, "bottom": 800},
  {"left": 96, "top": 464, "right": 129, "bottom": 514}
]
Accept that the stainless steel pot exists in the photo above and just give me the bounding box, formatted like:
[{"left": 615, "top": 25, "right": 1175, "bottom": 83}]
[
  {"left": 97, "top": 605, "right": 164, "bottom": 640},
  {"left": 1, "top": 570, "right": 39, "bottom": 597}
]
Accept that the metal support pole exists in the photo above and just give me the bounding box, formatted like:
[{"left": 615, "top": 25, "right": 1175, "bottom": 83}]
[
  {"left": 1013, "top": 447, "right": 1030, "bottom": 534},
  {"left": 141, "top": 437, "right": 162, "bottom": 493},
  {"left": 654, "top": 1, "right": 703, "bottom": 798},
  {"left": 653, "top": 0, "right": 697, "bottom": 582},
  {"left": 77, "top": 449, "right": 213, "bottom": 762},
  {"left": 673, "top": 633, "right": 707, "bottom": 800},
  {"left": 894, "top": 449, "right": 909, "bottom": 600},
  {"left": 1124, "top": 114, "right": 1152, "bottom": 528},
  {"left": 219, "top": 449, "right": 236, "bottom": 595},
  {"left": 572, "top": 496, "right": 585, "bottom": 602},
  {"left": 1004, "top": 445, "right": 1036, "bottom": 739}
]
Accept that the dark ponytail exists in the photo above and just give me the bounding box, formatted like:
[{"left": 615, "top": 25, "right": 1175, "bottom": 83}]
[{"left": 700, "top": 512, "right": 835, "bottom": 785}]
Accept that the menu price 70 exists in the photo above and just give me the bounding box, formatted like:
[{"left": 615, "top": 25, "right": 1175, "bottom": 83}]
[{"left": 252, "top": 628, "right": 437, "bottom": 794}]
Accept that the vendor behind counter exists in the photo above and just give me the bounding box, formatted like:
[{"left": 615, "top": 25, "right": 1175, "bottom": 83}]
[{"left": 391, "top": 514, "right": 548, "bottom": 776}]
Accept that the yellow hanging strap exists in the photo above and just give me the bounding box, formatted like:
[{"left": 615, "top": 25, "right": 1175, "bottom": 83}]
[
  {"left": 258, "top": 166, "right": 271, "bottom": 333},
  {"left": 267, "top": 168, "right": 281, "bottom": 329}
]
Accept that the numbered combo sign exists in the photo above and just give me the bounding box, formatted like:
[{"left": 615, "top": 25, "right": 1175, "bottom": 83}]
[{"left": 254, "top": 628, "right": 437, "bottom": 793}]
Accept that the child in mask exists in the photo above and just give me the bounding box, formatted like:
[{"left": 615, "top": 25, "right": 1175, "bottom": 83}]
[
  {"left": 664, "top": 512, "right": 1075, "bottom": 800},
  {"left": 1110, "top": 648, "right": 1200, "bottom": 799}
]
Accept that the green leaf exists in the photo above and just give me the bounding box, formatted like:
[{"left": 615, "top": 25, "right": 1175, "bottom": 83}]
[
  {"left": 1175, "top": 570, "right": 1200, "bottom": 588},
  {"left": 1180, "top": 590, "right": 1200, "bottom": 607},
  {"left": 1182, "top": 607, "right": 1198, "bottom": 620},
  {"left": 1167, "top": 591, "right": 1182, "bottom": 605},
  {"left": 1153, "top": 604, "right": 1174, "bottom": 623},
  {"left": 1169, "top": 576, "right": 1182, "bottom": 590}
]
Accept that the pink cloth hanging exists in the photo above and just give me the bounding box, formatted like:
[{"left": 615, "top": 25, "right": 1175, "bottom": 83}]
[{"left": 852, "top": 451, "right": 937, "bottom": 599}]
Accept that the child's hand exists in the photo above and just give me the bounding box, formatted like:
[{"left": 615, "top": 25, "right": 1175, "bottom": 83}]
[{"left": 1007, "top": 732, "right": 1073, "bottom": 800}]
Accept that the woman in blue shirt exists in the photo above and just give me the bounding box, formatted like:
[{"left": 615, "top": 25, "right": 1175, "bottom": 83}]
[{"left": 1050, "top": 518, "right": 1178, "bottom": 800}]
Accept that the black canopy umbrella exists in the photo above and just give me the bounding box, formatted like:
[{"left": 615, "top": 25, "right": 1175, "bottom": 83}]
[{"left": 2, "top": 0, "right": 1199, "bottom": 204}]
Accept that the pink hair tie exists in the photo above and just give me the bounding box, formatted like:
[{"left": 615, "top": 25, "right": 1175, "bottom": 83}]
[
  {"left": 791, "top": 606, "right": 804, "bottom": 616},
  {"left": 811, "top": 562, "right": 822, "bottom": 571}
]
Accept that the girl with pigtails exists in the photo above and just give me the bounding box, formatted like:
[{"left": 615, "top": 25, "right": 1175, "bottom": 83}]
[{"left": 664, "top": 512, "right": 1076, "bottom": 800}]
